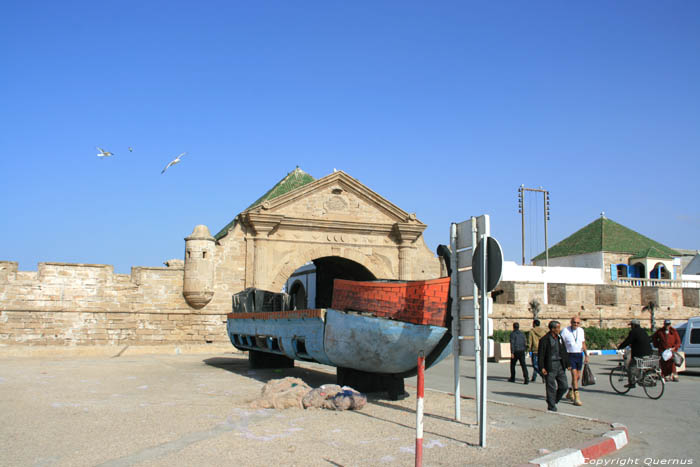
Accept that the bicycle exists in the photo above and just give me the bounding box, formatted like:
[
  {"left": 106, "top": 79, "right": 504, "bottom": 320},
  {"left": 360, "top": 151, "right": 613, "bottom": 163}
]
[{"left": 609, "top": 353, "right": 664, "bottom": 399}]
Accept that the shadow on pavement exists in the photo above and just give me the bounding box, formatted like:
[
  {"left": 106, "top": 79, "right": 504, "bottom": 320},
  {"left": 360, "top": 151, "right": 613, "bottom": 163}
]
[
  {"left": 350, "top": 410, "right": 478, "bottom": 447},
  {"left": 203, "top": 355, "right": 336, "bottom": 388},
  {"left": 370, "top": 399, "right": 476, "bottom": 427},
  {"left": 491, "top": 391, "right": 544, "bottom": 401}
]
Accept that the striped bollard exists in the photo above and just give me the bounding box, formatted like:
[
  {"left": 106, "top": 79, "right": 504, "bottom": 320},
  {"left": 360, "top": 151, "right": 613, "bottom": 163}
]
[{"left": 416, "top": 351, "right": 425, "bottom": 467}]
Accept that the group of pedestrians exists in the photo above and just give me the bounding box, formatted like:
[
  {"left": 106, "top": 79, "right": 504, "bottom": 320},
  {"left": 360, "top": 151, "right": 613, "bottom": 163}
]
[
  {"left": 509, "top": 317, "right": 587, "bottom": 411},
  {"left": 508, "top": 316, "right": 683, "bottom": 412}
]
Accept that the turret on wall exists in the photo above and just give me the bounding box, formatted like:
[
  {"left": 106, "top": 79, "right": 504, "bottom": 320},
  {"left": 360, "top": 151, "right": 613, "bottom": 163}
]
[{"left": 183, "top": 225, "right": 216, "bottom": 309}]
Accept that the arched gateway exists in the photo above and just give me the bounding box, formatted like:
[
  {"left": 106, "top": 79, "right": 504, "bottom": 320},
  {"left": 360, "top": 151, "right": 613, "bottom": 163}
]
[{"left": 181, "top": 168, "right": 443, "bottom": 312}]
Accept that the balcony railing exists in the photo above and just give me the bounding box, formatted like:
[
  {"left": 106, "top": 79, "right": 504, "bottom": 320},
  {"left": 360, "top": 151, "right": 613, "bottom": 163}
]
[{"left": 615, "top": 277, "right": 700, "bottom": 288}]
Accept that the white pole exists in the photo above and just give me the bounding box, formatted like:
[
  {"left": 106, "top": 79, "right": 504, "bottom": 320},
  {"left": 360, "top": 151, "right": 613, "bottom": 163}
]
[
  {"left": 479, "top": 233, "right": 488, "bottom": 447},
  {"left": 472, "top": 217, "right": 481, "bottom": 424},
  {"left": 416, "top": 351, "right": 425, "bottom": 467},
  {"left": 449, "top": 223, "right": 460, "bottom": 421}
]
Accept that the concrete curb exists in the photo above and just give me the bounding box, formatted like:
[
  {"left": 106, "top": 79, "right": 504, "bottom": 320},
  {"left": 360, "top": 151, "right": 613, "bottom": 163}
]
[
  {"left": 516, "top": 423, "right": 629, "bottom": 467},
  {"left": 411, "top": 386, "right": 629, "bottom": 466}
]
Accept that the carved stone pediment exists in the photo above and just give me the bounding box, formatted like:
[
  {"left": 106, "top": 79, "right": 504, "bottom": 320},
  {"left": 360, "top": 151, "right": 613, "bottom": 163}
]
[{"left": 243, "top": 171, "right": 427, "bottom": 232}]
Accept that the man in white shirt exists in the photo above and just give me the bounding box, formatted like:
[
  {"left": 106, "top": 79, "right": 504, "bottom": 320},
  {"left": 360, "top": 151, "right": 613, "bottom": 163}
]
[{"left": 560, "top": 317, "right": 588, "bottom": 406}]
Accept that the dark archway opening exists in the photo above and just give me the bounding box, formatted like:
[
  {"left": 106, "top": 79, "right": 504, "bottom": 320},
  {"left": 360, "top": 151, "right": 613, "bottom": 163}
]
[
  {"left": 289, "top": 280, "right": 307, "bottom": 310},
  {"left": 631, "top": 262, "right": 645, "bottom": 278},
  {"left": 312, "top": 256, "right": 376, "bottom": 308},
  {"left": 650, "top": 263, "right": 670, "bottom": 279}
]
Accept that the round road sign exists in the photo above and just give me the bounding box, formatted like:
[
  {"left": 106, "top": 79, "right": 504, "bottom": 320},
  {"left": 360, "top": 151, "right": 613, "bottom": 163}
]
[{"left": 472, "top": 237, "right": 504, "bottom": 292}]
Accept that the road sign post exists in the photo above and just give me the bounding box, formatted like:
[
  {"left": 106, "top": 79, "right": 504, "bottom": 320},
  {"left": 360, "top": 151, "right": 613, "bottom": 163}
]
[
  {"left": 450, "top": 214, "right": 502, "bottom": 447},
  {"left": 474, "top": 234, "right": 503, "bottom": 447}
]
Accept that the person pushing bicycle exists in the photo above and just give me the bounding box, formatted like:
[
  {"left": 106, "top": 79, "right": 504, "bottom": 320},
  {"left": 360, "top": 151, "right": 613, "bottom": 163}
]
[{"left": 617, "top": 319, "right": 653, "bottom": 388}]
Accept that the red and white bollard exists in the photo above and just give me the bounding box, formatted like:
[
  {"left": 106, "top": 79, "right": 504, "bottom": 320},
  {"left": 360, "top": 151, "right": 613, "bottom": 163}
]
[{"left": 416, "top": 351, "right": 425, "bottom": 467}]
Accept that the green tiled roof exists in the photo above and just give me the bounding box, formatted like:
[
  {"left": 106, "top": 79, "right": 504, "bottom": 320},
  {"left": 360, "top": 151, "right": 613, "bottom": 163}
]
[
  {"left": 245, "top": 167, "right": 315, "bottom": 211},
  {"left": 533, "top": 217, "right": 680, "bottom": 261},
  {"left": 214, "top": 167, "right": 315, "bottom": 240},
  {"left": 629, "top": 247, "right": 673, "bottom": 260}
]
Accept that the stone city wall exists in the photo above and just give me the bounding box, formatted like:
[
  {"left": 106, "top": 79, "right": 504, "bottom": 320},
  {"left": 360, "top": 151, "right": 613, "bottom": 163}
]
[
  {"left": 493, "top": 280, "right": 700, "bottom": 330},
  {"left": 0, "top": 261, "right": 230, "bottom": 352},
  {"left": 5, "top": 259, "right": 698, "bottom": 353}
]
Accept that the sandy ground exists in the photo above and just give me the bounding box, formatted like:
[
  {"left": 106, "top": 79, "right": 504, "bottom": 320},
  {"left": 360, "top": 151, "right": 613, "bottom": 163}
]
[{"left": 0, "top": 352, "right": 611, "bottom": 466}]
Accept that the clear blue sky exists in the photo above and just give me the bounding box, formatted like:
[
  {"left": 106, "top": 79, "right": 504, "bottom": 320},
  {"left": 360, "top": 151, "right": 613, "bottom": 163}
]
[{"left": 1, "top": 1, "right": 698, "bottom": 273}]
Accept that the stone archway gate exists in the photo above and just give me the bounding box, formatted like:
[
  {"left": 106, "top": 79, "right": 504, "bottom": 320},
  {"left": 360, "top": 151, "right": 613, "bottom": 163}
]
[{"left": 182, "top": 169, "right": 443, "bottom": 312}]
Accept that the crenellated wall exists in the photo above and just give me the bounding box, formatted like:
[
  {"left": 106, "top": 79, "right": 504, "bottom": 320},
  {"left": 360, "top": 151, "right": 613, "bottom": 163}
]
[{"left": 0, "top": 261, "right": 229, "bottom": 350}]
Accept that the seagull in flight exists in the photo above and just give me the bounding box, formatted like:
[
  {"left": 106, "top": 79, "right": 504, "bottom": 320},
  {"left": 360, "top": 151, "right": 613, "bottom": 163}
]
[
  {"left": 161, "top": 152, "right": 187, "bottom": 174},
  {"left": 128, "top": 147, "right": 133, "bottom": 152},
  {"left": 96, "top": 147, "right": 114, "bottom": 158}
]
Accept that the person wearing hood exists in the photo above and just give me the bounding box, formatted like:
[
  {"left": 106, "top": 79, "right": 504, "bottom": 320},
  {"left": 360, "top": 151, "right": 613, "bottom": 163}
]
[{"left": 652, "top": 319, "right": 681, "bottom": 382}]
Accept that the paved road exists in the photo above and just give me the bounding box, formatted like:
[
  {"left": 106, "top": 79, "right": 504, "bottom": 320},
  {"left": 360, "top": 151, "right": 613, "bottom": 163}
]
[
  {"left": 0, "top": 353, "right": 612, "bottom": 466},
  {"left": 407, "top": 355, "right": 700, "bottom": 462}
]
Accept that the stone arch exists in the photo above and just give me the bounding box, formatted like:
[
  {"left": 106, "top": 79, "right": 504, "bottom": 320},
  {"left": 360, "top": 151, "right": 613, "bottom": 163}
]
[{"left": 268, "top": 244, "right": 394, "bottom": 293}]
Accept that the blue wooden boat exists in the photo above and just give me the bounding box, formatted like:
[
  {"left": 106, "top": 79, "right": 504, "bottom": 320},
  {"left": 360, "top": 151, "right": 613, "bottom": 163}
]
[
  {"left": 226, "top": 247, "right": 455, "bottom": 398},
  {"left": 227, "top": 308, "right": 452, "bottom": 374}
]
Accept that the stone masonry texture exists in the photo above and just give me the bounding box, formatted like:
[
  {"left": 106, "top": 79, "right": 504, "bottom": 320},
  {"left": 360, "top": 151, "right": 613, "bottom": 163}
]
[{"left": 1, "top": 170, "right": 698, "bottom": 350}]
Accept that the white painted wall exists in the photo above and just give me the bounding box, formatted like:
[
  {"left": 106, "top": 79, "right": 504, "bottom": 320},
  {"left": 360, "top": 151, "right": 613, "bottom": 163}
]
[
  {"left": 501, "top": 261, "right": 604, "bottom": 285},
  {"left": 532, "top": 251, "right": 604, "bottom": 270},
  {"left": 680, "top": 274, "right": 700, "bottom": 288}
]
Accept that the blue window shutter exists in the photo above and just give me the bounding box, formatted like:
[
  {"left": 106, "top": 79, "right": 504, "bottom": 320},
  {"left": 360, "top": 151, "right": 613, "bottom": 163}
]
[{"left": 610, "top": 264, "right": 618, "bottom": 281}]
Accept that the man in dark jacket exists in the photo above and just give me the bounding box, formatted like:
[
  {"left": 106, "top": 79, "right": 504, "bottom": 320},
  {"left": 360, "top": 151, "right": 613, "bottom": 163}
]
[
  {"left": 538, "top": 320, "right": 571, "bottom": 411},
  {"left": 509, "top": 322, "right": 529, "bottom": 384},
  {"left": 618, "top": 319, "right": 653, "bottom": 388}
]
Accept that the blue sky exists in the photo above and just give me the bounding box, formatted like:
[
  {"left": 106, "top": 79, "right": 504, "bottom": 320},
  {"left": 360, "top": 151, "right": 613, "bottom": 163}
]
[{"left": 1, "top": 1, "right": 698, "bottom": 273}]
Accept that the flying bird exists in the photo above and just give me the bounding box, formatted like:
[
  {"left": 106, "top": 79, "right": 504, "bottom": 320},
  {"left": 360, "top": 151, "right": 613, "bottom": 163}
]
[
  {"left": 161, "top": 152, "right": 187, "bottom": 174},
  {"left": 128, "top": 147, "right": 133, "bottom": 152},
  {"left": 96, "top": 147, "right": 114, "bottom": 157}
]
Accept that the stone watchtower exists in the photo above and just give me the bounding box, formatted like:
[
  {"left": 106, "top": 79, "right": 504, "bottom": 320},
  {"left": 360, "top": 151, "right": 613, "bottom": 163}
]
[{"left": 183, "top": 225, "right": 216, "bottom": 309}]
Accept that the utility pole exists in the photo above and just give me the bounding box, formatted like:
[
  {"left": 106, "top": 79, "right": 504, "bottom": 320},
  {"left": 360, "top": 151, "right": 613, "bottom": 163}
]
[
  {"left": 518, "top": 185, "right": 525, "bottom": 265},
  {"left": 544, "top": 190, "right": 550, "bottom": 267},
  {"left": 518, "top": 186, "right": 551, "bottom": 266}
]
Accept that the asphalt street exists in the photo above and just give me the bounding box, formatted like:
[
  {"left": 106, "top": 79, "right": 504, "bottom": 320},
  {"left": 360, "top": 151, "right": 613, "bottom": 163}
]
[{"left": 407, "top": 354, "right": 700, "bottom": 462}]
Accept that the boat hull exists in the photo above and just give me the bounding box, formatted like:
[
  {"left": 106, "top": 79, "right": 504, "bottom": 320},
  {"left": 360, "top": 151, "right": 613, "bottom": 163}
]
[{"left": 227, "top": 308, "right": 451, "bottom": 374}]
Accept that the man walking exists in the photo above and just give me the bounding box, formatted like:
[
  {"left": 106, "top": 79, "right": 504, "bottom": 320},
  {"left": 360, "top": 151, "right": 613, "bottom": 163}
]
[
  {"left": 527, "top": 319, "right": 548, "bottom": 382},
  {"left": 560, "top": 317, "right": 588, "bottom": 406},
  {"left": 538, "top": 321, "right": 570, "bottom": 412},
  {"left": 652, "top": 319, "right": 681, "bottom": 382},
  {"left": 617, "top": 319, "right": 653, "bottom": 388},
  {"left": 509, "top": 322, "right": 529, "bottom": 384}
]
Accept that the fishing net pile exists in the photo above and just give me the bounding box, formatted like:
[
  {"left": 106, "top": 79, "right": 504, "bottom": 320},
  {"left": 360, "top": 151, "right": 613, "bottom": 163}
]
[
  {"left": 250, "top": 377, "right": 311, "bottom": 409},
  {"left": 250, "top": 378, "right": 367, "bottom": 411}
]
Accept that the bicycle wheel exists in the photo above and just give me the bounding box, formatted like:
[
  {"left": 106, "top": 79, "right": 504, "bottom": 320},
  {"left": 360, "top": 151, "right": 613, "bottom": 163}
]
[
  {"left": 642, "top": 370, "right": 664, "bottom": 400},
  {"left": 609, "top": 365, "right": 631, "bottom": 394}
]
